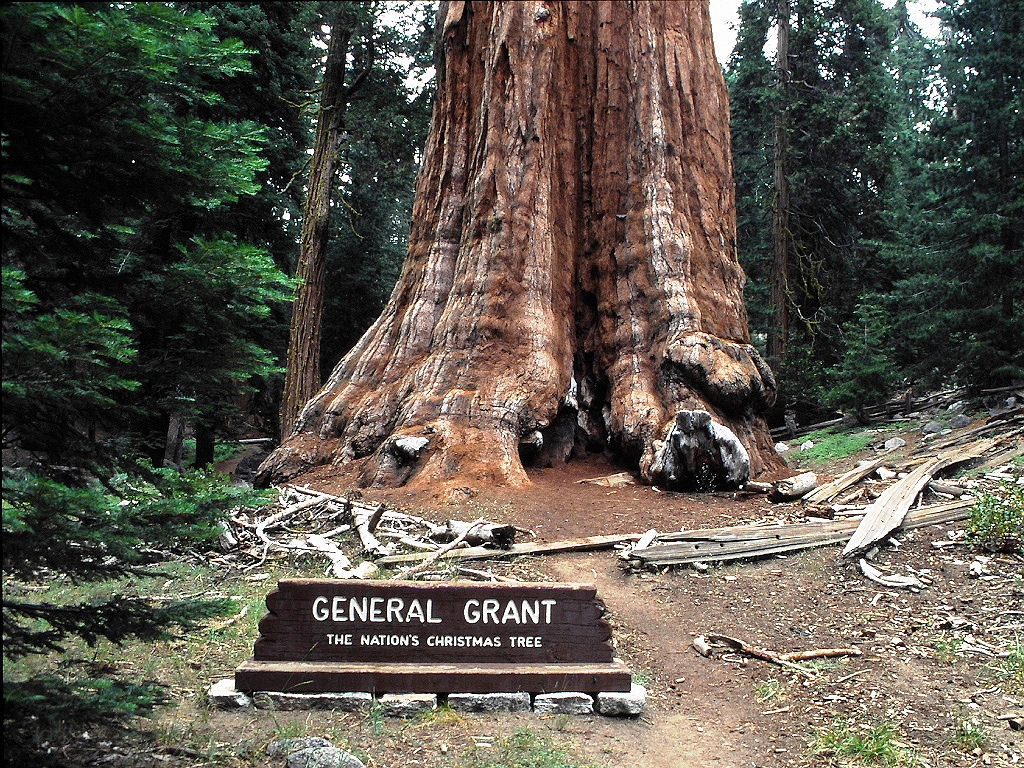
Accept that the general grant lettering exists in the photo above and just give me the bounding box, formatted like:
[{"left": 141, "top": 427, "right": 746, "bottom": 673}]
[
  {"left": 463, "top": 598, "right": 557, "bottom": 625},
  {"left": 311, "top": 596, "right": 442, "bottom": 624}
]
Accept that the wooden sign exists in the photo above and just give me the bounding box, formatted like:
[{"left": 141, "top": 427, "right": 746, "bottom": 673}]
[{"left": 235, "top": 580, "right": 631, "bottom": 694}]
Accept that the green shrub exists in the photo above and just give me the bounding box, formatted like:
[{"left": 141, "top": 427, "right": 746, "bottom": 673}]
[{"left": 965, "top": 482, "right": 1024, "bottom": 553}]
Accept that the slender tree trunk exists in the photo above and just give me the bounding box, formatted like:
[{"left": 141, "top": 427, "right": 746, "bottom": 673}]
[
  {"left": 193, "top": 422, "right": 215, "bottom": 468},
  {"left": 279, "top": 20, "right": 351, "bottom": 433},
  {"left": 258, "top": 0, "right": 781, "bottom": 493},
  {"left": 768, "top": 0, "right": 790, "bottom": 366}
]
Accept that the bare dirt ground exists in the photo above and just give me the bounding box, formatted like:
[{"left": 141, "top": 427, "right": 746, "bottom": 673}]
[
  {"left": 246, "top": 439, "right": 1021, "bottom": 768},
  {"left": 37, "top": 429, "right": 1023, "bottom": 768}
]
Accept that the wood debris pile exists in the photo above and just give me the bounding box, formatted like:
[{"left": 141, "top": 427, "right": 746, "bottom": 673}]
[
  {"left": 213, "top": 485, "right": 518, "bottom": 580},
  {"left": 627, "top": 409, "right": 1022, "bottom": 570}
]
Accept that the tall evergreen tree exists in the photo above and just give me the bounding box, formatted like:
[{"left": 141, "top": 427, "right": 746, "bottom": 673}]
[
  {"left": 919, "top": 0, "right": 1024, "bottom": 385},
  {"left": 280, "top": 1, "right": 434, "bottom": 433},
  {"left": 1, "top": 2, "right": 283, "bottom": 745},
  {"left": 728, "top": 0, "right": 903, "bottom": 408}
]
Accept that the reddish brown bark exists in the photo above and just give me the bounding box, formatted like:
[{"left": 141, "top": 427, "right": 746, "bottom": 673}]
[
  {"left": 768, "top": 0, "right": 791, "bottom": 367},
  {"left": 258, "top": 0, "right": 781, "bottom": 493}
]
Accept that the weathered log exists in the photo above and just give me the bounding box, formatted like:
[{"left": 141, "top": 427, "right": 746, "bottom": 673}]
[
  {"left": 769, "top": 471, "right": 818, "bottom": 501},
  {"left": 435, "top": 520, "right": 516, "bottom": 549},
  {"left": 255, "top": 0, "right": 779, "bottom": 494},
  {"left": 842, "top": 438, "right": 999, "bottom": 557}
]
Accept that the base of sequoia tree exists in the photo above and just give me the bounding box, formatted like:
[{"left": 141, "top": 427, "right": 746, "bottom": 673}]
[{"left": 256, "top": 2, "right": 782, "bottom": 493}]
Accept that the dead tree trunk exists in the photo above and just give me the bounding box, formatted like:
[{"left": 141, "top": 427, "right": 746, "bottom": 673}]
[{"left": 258, "top": 0, "right": 781, "bottom": 493}]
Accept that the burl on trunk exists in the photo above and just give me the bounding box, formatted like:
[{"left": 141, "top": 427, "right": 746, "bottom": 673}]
[{"left": 258, "top": 1, "right": 780, "bottom": 493}]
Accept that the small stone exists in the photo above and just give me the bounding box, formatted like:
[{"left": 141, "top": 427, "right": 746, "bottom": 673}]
[
  {"left": 534, "top": 8, "right": 551, "bottom": 22},
  {"left": 922, "top": 420, "right": 944, "bottom": 434},
  {"left": 800, "top": 440, "right": 814, "bottom": 451},
  {"left": 447, "top": 692, "right": 531, "bottom": 713},
  {"left": 597, "top": 684, "right": 647, "bottom": 716},
  {"left": 947, "top": 400, "right": 970, "bottom": 413},
  {"left": 774, "top": 442, "right": 790, "bottom": 454},
  {"left": 533, "top": 692, "right": 594, "bottom": 715},
  {"left": 286, "top": 746, "right": 364, "bottom": 768},
  {"left": 266, "top": 737, "right": 332, "bottom": 758},
  {"left": 254, "top": 691, "right": 372, "bottom": 712},
  {"left": 883, "top": 437, "right": 906, "bottom": 450},
  {"left": 378, "top": 693, "right": 437, "bottom": 717},
  {"left": 948, "top": 414, "right": 972, "bottom": 429},
  {"left": 207, "top": 678, "right": 252, "bottom": 710}
]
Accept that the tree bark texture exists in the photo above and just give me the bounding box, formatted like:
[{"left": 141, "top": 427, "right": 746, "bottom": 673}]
[
  {"left": 279, "top": 20, "right": 351, "bottom": 433},
  {"left": 258, "top": 0, "right": 781, "bottom": 493},
  {"left": 768, "top": 0, "right": 790, "bottom": 366}
]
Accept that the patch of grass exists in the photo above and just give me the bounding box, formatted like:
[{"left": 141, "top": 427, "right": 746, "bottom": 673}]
[
  {"left": 630, "top": 667, "right": 652, "bottom": 687},
  {"left": 929, "top": 635, "right": 962, "bottom": 664},
  {"left": 790, "top": 427, "right": 875, "bottom": 469},
  {"left": 809, "top": 719, "right": 920, "bottom": 766},
  {"left": 965, "top": 482, "right": 1024, "bottom": 553},
  {"left": 412, "top": 704, "right": 463, "bottom": 728},
  {"left": 989, "top": 634, "right": 1024, "bottom": 686},
  {"left": 461, "top": 727, "right": 601, "bottom": 768},
  {"left": 754, "top": 677, "right": 788, "bottom": 704},
  {"left": 365, "top": 700, "right": 386, "bottom": 737},
  {"left": 950, "top": 717, "right": 986, "bottom": 751}
]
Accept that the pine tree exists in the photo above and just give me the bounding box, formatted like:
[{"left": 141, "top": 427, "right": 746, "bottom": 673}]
[
  {"left": 728, "top": 0, "right": 903, "bottom": 409},
  {"left": 280, "top": 1, "right": 434, "bottom": 433},
  {"left": 921, "top": 0, "right": 1024, "bottom": 384},
  {"left": 1, "top": 2, "right": 282, "bottom": 744}
]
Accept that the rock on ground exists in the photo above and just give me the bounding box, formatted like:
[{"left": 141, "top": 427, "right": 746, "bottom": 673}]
[
  {"left": 533, "top": 692, "right": 594, "bottom": 715},
  {"left": 286, "top": 746, "right": 364, "bottom": 768},
  {"left": 597, "top": 684, "right": 647, "bottom": 716},
  {"left": 447, "top": 692, "right": 531, "bottom": 713},
  {"left": 207, "top": 678, "right": 252, "bottom": 710},
  {"left": 378, "top": 693, "right": 437, "bottom": 717}
]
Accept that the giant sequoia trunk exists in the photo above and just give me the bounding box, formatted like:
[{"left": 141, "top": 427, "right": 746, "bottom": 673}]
[{"left": 258, "top": 0, "right": 781, "bottom": 493}]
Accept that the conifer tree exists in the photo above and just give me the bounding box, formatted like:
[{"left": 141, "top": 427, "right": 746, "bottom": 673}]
[{"left": 1, "top": 2, "right": 284, "bottom": 745}]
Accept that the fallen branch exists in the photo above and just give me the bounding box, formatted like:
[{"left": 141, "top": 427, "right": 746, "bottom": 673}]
[
  {"left": 378, "top": 532, "right": 643, "bottom": 565},
  {"left": 858, "top": 559, "right": 926, "bottom": 590},
  {"left": 390, "top": 518, "right": 485, "bottom": 580},
  {"left": 695, "top": 634, "right": 815, "bottom": 676},
  {"left": 205, "top": 604, "right": 249, "bottom": 632},
  {"left": 694, "top": 634, "right": 862, "bottom": 677}
]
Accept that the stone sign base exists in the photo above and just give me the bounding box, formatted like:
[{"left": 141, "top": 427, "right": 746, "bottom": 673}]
[
  {"left": 209, "top": 679, "right": 646, "bottom": 717},
  {"left": 235, "top": 659, "right": 632, "bottom": 695}
]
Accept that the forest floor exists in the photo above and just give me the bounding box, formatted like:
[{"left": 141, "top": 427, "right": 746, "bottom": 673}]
[{"left": 13, "top": 417, "right": 1023, "bottom": 768}]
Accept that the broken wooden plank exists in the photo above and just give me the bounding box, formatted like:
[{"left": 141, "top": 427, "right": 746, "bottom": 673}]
[
  {"left": 377, "top": 533, "right": 642, "bottom": 565},
  {"left": 802, "top": 453, "right": 895, "bottom": 506},
  {"left": 630, "top": 499, "right": 973, "bottom": 567},
  {"left": 842, "top": 438, "right": 997, "bottom": 557}
]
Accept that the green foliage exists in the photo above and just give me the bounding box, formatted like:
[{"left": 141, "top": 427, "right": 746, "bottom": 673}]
[
  {"left": 965, "top": 482, "right": 1024, "bottom": 553},
  {"left": 463, "top": 727, "right": 600, "bottom": 768},
  {"left": 1, "top": 1, "right": 284, "bottom": 743},
  {"left": 789, "top": 427, "right": 874, "bottom": 468},
  {"left": 823, "top": 303, "right": 900, "bottom": 417},
  {"left": 5, "top": 673, "right": 170, "bottom": 727},
  {"left": 950, "top": 717, "right": 986, "bottom": 751},
  {"left": 727, "top": 0, "right": 1022, "bottom": 410},
  {"left": 991, "top": 635, "right": 1024, "bottom": 683},
  {"left": 810, "top": 719, "right": 920, "bottom": 766}
]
